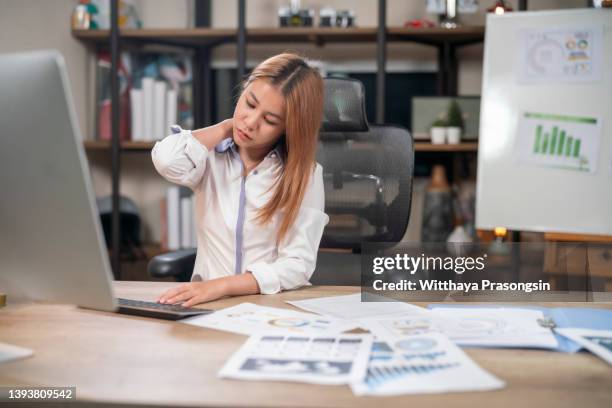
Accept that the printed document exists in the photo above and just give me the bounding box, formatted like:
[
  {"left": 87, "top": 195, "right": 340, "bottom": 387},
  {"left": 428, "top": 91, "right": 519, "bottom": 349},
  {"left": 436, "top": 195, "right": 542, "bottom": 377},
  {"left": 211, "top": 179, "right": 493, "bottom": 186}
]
[
  {"left": 219, "top": 334, "right": 373, "bottom": 385},
  {"left": 351, "top": 333, "right": 505, "bottom": 396},
  {"left": 286, "top": 293, "right": 429, "bottom": 320},
  {"left": 182, "top": 302, "right": 358, "bottom": 336}
]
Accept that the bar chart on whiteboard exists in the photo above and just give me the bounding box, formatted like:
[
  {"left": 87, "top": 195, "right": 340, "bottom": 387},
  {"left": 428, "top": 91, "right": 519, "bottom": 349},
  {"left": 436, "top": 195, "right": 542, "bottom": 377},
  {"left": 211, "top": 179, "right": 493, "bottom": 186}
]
[{"left": 514, "top": 111, "right": 602, "bottom": 173}]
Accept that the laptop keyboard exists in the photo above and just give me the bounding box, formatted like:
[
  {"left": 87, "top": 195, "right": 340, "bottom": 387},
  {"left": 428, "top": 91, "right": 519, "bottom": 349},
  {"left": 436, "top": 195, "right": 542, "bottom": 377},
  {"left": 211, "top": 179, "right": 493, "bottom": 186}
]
[{"left": 117, "top": 298, "right": 204, "bottom": 313}]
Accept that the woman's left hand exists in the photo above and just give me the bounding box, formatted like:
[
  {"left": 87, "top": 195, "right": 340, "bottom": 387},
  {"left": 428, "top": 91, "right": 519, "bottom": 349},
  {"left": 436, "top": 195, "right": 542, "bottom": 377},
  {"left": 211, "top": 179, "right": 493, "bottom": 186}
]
[{"left": 157, "top": 280, "right": 228, "bottom": 307}]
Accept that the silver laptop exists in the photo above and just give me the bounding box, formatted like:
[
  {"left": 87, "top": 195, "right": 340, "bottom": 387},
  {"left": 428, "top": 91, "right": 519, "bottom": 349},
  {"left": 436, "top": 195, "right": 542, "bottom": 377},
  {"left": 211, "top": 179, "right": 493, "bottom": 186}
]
[{"left": 0, "top": 50, "right": 210, "bottom": 320}]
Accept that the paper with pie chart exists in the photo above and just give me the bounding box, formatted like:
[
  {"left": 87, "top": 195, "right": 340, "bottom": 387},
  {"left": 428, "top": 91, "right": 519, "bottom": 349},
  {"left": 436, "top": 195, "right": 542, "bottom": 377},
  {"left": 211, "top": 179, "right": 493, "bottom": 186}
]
[
  {"left": 182, "top": 302, "right": 359, "bottom": 336},
  {"left": 350, "top": 333, "right": 505, "bottom": 396},
  {"left": 518, "top": 26, "right": 602, "bottom": 83},
  {"left": 360, "top": 307, "right": 558, "bottom": 349},
  {"left": 219, "top": 333, "right": 373, "bottom": 385}
]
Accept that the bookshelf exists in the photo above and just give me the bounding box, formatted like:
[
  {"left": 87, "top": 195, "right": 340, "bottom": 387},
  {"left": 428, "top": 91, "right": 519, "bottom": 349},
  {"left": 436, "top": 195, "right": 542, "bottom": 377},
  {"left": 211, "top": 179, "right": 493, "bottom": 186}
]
[
  {"left": 83, "top": 140, "right": 479, "bottom": 153},
  {"left": 72, "top": 26, "right": 485, "bottom": 47},
  {"left": 414, "top": 142, "right": 478, "bottom": 152},
  {"left": 73, "top": 0, "right": 486, "bottom": 279},
  {"left": 84, "top": 140, "right": 156, "bottom": 151}
]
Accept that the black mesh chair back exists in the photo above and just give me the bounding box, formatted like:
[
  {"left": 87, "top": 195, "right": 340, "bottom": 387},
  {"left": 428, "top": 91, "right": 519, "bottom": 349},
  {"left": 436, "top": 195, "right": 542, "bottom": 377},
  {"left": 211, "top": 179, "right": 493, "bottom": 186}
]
[
  {"left": 321, "top": 78, "right": 369, "bottom": 132},
  {"left": 317, "top": 78, "right": 414, "bottom": 251}
]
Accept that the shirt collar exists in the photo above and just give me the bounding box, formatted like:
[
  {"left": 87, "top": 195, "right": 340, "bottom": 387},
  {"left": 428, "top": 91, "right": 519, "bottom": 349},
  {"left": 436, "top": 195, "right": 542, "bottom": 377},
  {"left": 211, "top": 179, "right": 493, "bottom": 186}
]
[{"left": 214, "top": 137, "right": 285, "bottom": 164}]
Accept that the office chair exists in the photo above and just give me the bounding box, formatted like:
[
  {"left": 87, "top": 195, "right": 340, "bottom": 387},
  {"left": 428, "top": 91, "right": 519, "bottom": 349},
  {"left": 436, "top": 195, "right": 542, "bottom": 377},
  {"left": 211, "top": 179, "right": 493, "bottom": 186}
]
[{"left": 148, "top": 77, "right": 414, "bottom": 285}]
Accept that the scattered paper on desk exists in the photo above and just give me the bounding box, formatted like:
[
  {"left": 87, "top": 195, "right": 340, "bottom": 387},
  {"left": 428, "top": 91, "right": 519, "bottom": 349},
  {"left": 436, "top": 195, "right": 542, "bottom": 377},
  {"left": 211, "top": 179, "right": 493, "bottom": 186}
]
[
  {"left": 426, "top": 307, "right": 559, "bottom": 349},
  {"left": 286, "top": 293, "right": 429, "bottom": 320},
  {"left": 556, "top": 328, "right": 612, "bottom": 365},
  {"left": 182, "top": 303, "right": 358, "bottom": 336},
  {"left": 0, "top": 342, "right": 33, "bottom": 364},
  {"left": 351, "top": 333, "right": 505, "bottom": 396},
  {"left": 219, "top": 333, "right": 373, "bottom": 385}
]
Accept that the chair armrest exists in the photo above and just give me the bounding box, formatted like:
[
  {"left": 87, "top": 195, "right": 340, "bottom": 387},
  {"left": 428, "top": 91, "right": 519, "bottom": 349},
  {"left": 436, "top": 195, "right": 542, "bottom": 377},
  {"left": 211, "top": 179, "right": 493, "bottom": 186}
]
[{"left": 147, "top": 249, "right": 197, "bottom": 281}]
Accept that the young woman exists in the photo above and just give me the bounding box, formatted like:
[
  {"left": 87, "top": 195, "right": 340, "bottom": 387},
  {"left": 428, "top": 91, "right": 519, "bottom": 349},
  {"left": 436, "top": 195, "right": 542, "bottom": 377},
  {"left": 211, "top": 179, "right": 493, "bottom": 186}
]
[{"left": 152, "top": 53, "right": 328, "bottom": 307}]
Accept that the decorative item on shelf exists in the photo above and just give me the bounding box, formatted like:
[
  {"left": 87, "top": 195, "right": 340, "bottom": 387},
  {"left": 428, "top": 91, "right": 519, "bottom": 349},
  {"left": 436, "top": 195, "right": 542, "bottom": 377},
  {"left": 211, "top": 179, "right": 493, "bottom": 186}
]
[
  {"left": 96, "top": 51, "right": 131, "bottom": 141},
  {"left": 430, "top": 118, "right": 447, "bottom": 144},
  {"left": 412, "top": 96, "right": 480, "bottom": 141},
  {"left": 88, "top": 0, "right": 141, "bottom": 29},
  {"left": 447, "top": 225, "right": 473, "bottom": 257},
  {"left": 118, "top": 0, "right": 142, "bottom": 28},
  {"left": 446, "top": 100, "right": 464, "bottom": 144},
  {"left": 278, "top": 0, "right": 314, "bottom": 27},
  {"left": 71, "top": 0, "right": 96, "bottom": 30},
  {"left": 427, "top": 0, "right": 479, "bottom": 28},
  {"left": 440, "top": 0, "right": 459, "bottom": 28},
  {"left": 404, "top": 19, "right": 436, "bottom": 28},
  {"left": 319, "top": 7, "right": 355, "bottom": 27},
  {"left": 488, "top": 227, "right": 512, "bottom": 255},
  {"left": 422, "top": 165, "right": 455, "bottom": 242},
  {"left": 453, "top": 180, "right": 477, "bottom": 241},
  {"left": 487, "top": 0, "right": 513, "bottom": 15}
]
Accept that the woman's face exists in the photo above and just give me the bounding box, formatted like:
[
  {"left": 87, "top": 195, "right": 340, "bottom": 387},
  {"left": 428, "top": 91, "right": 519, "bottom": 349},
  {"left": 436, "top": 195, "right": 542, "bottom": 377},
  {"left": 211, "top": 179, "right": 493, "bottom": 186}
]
[{"left": 233, "top": 79, "right": 286, "bottom": 151}]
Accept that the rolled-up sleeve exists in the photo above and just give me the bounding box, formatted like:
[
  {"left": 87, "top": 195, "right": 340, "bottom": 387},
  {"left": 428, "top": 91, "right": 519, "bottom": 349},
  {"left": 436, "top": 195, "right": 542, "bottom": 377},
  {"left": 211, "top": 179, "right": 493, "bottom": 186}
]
[
  {"left": 151, "top": 125, "right": 208, "bottom": 190},
  {"left": 247, "top": 164, "right": 329, "bottom": 294}
]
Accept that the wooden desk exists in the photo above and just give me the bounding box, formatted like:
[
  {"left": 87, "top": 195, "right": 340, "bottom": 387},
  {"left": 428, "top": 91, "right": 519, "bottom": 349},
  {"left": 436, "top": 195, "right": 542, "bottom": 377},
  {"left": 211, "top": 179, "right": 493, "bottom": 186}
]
[{"left": 1, "top": 282, "right": 611, "bottom": 407}]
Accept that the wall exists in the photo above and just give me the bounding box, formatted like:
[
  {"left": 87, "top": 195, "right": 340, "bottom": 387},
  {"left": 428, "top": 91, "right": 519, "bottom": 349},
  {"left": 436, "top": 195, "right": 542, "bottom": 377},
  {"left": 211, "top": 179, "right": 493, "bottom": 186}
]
[{"left": 0, "top": 0, "right": 588, "bottom": 244}]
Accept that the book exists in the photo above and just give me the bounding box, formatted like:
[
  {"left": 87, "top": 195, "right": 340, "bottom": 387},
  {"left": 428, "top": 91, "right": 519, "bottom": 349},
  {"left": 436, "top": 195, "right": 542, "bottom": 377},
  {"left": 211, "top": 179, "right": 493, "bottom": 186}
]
[
  {"left": 180, "top": 195, "right": 192, "bottom": 249},
  {"left": 160, "top": 197, "right": 168, "bottom": 251},
  {"left": 142, "top": 77, "right": 154, "bottom": 141},
  {"left": 153, "top": 80, "right": 167, "bottom": 140},
  {"left": 129, "top": 88, "right": 143, "bottom": 141},
  {"left": 191, "top": 194, "right": 198, "bottom": 248},
  {"left": 166, "top": 88, "right": 178, "bottom": 135},
  {"left": 166, "top": 186, "right": 180, "bottom": 250}
]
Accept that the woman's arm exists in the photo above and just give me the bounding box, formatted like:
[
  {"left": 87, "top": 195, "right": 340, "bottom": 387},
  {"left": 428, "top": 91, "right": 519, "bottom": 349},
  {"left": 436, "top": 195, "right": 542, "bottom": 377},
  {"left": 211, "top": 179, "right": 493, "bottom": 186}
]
[
  {"left": 157, "top": 273, "right": 260, "bottom": 307},
  {"left": 151, "top": 119, "right": 233, "bottom": 190},
  {"left": 156, "top": 164, "right": 328, "bottom": 306}
]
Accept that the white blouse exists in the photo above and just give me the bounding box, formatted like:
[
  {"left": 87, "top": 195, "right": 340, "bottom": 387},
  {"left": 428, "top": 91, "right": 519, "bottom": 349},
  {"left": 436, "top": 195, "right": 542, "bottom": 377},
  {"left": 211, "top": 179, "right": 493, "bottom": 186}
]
[{"left": 151, "top": 125, "right": 329, "bottom": 294}]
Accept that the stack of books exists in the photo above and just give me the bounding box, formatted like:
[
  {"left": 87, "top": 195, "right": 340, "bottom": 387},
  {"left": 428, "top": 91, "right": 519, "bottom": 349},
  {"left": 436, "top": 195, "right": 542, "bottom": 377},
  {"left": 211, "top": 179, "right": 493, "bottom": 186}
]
[
  {"left": 161, "top": 186, "right": 197, "bottom": 251},
  {"left": 130, "top": 79, "right": 177, "bottom": 142}
]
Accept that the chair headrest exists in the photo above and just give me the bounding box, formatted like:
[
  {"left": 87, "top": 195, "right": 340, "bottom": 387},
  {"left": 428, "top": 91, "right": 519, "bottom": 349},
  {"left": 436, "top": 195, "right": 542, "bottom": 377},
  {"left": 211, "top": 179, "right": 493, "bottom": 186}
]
[{"left": 321, "top": 78, "right": 369, "bottom": 132}]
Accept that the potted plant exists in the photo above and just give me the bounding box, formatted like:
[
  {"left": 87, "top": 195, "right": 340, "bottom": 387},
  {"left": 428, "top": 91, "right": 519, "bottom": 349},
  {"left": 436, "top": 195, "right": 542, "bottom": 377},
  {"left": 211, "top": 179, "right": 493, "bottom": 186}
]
[
  {"left": 430, "top": 117, "right": 447, "bottom": 144},
  {"left": 446, "top": 100, "right": 464, "bottom": 144}
]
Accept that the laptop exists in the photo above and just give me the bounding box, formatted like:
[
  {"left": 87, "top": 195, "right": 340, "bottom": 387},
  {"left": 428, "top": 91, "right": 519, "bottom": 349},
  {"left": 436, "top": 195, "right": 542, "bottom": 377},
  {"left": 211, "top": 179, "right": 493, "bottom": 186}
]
[{"left": 0, "top": 50, "right": 211, "bottom": 320}]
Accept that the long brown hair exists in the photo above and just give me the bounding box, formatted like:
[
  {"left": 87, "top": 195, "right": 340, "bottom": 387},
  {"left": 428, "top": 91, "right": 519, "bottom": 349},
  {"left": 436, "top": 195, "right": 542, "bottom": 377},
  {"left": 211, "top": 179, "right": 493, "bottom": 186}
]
[{"left": 241, "top": 53, "right": 324, "bottom": 244}]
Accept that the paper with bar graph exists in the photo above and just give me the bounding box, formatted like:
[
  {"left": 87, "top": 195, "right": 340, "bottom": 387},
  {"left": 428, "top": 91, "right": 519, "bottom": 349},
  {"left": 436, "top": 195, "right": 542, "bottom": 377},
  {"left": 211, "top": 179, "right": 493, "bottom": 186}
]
[
  {"left": 350, "top": 333, "right": 504, "bottom": 396},
  {"left": 515, "top": 111, "right": 602, "bottom": 173}
]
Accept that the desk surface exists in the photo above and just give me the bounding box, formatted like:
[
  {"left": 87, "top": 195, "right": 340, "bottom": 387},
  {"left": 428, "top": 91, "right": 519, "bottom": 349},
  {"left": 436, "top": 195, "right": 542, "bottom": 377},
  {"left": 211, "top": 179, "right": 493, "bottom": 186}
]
[{"left": 1, "top": 282, "right": 611, "bottom": 407}]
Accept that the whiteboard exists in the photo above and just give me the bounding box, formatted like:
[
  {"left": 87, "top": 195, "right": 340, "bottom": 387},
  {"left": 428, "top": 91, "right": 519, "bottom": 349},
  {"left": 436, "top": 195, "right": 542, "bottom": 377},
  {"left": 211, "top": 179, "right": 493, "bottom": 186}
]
[{"left": 476, "top": 9, "right": 612, "bottom": 236}]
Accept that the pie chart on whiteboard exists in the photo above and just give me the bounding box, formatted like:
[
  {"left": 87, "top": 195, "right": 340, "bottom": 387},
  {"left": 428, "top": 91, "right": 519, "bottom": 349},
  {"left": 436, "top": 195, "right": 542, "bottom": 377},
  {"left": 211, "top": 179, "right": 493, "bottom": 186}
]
[{"left": 527, "top": 37, "right": 566, "bottom": 75}]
